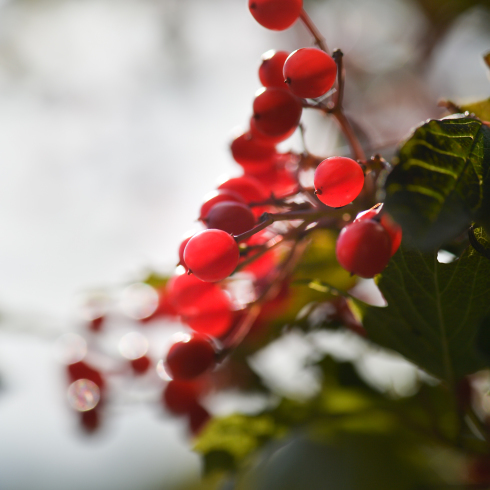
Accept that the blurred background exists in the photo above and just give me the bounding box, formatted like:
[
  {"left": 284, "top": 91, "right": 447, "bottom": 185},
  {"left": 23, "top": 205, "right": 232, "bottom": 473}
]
[{"left": 0, "top": 0, "right": 488, "bottom": 488}]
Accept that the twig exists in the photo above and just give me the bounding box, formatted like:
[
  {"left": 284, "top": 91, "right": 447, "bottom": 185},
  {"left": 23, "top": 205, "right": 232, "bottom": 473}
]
[
  {"left": 299, "top": 9, "right": 328, "bottom": 53},
  {"left": 234, "top": 209, "right": 324, "bottom": 242},
  {"left": 468, "top": 225, "right": 490, "bottom": 261}
]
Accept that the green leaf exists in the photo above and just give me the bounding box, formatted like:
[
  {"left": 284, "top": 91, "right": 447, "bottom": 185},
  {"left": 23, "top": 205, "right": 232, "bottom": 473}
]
[
  {"left": 475, "top": 314, "right": 490, "bottom": 362},
  {"left": 237, "top": 433, "right": 443, "bottom": 490},
  {"left": 194, "top": 414, "right": 279, "bottom": 475},
  {"left": 461, "top": 98, "right": 490, "bottom": 122},
  {"left": 358, "top": 232, "right": 490, "bottom": 382},
  {"left": 142, "top": 271, "right": 169, "bottom": 289},
  {"left": 383, "top": 116, "right": 490, "bottom": 250}
]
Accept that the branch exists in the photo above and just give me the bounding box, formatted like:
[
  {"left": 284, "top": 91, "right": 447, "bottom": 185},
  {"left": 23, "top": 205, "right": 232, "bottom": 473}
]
[{"left": 299, "top": 9, "right": 328, "bottom": 53}]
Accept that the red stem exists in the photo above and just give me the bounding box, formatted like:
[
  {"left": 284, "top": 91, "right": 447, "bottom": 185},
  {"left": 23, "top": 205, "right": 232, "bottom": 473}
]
[{"left": 299, "top": 9, "right": 329, "bottom": 53}]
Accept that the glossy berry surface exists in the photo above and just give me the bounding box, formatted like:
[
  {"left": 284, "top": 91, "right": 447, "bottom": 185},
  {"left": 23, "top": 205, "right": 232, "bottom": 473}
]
[
  {"left": 218, "top": 176, "right": 269, "bottom": 218},
  {"left": 246, "top": 163, "right": 298, "bottom": 197},
  {"left": 314, "top": 156, "right": 364, "bottom": 207},
  {"left": 183, "top": 297, "right": 233, "bottom": 337},
  {"left": 167, "top": 273, "right": 233, "bottom": 336},
  {"left": 165, "top": 334, "right": 216, "bottom": 380},
  {"left": 167, "top": 273, "right": 216, "bottom": 315},
  {"left": 248, "top": 0, "right": 302, "bottom": 31},
  {"left": 178, "top": 236, "right": 193, "bottom": 269},
  {"left": 180, "top": 282, "right": 233, "bottom": 337},
  {"left": 199, "top": 189, "right": 245, "bottom": 220},
  {"left": 355, "top": 204, "right": 402, "bottom": 256},
  {"left": 259, "top": 50, "right": 290, "bottom": 88},
  {"left": 249, "top": 116, "right": 295, "bottom": 146},
  {"left": 380, "top": 214, "right": 402, "bottom": 256},
  {"left": 184, "top": 229, "right": 239, "bottom": 282},
  {"left": 231, "top": 132, "right": 276, "bottom": 170},
  {"left": 284, "top": 48, "right": 337, "bottom": 99},
  {"left": 253, "top": 88, "right": 302, "bottom": 137},
  {"left": 205, "top": 201, "right": 256, "bottom": 236},
  {"left": 336, "top": 220, "right": 392, "bottom": 278},
  {"left": 218, "top": 176, "right": 268, "bottom": 204}
]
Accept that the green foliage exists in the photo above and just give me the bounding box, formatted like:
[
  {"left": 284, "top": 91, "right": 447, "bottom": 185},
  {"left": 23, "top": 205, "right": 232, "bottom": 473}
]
[
  {"left": 194, "top": 414, "right": 279, "bottom": 475},
  {"left": 356, "top": 229, "right": 490, "bottom": 383},
  {"left": 236, "top": 433, "right": 440, "bottom": 490},
  {"left": 243, "top": 230, "right": 356, "bottom": 346},
  {"left": 194, "top": 354, "right": 453, "bottom": 489},
  {"left": 293, "top": 230, "right": 355, "bottom": 289},
  {"left": 383, "top": 116, "right": 490, "bottom": 250},
  {"left": 461, "top": 98, "right": 490, "bottom": 122},
  {"left": 142, "top": 271, "right": 169, "bottom": 289}
]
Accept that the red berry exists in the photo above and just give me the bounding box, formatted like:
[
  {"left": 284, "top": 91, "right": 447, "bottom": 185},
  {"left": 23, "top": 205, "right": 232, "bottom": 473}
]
[
  {"left": 167, "top": 273, "right": 233, "bottom": 336},
  {"left": 140, "top": 287, "right": 178, "bottom": 322},
  {"left": 183, "top": 297, "right": 233, "bottom": 338},
  {"left": 332, "top": 297, "right": 366, "bottom": 337},
  {"left": 247, "top": 163, "right": 298, "bottom": 197},
  {"left": 380, "top": 214, "right": 402, "bottom": 256},
  {"left": 80, "top": 408, "right": 100, "bottom": 433},
  {"left": 354, "top": 204, "right": 402, "bottom": 256},
  {"left": 336, "top": 220, "right": 392, "bottom": 278},
  {"left": 89, "top": 316, "right": 104, "bottom": 332},
  {"left": 218, "top": 176, "right": 268, "bottom": 204},
  {"left": 167, "top": 273, "right": 216, "bottom": 315},
  {"left": 250, "top": 116, "right": 295, "bottom": 145},
  {"left": 165, "top": 334, "right": 216, "bottom": 380},
  {"left": 205, "top": 201, "right": 256, "bottom": 235},
  {"left": 67, "top": 361, "right": 105, "bottom": 391},
  {"left": 163, "top": 380, "right": 201, "bottom": 415},
  {"left": 218, "top": 176, "right": 269, "bottom": 218},
  {"left": 283, "top": 48, "right": 337, "bottom": 99},
  {"left": 240, "top": 231, "right": 278, "bottom": 280},
  {"left": 259, "top": 50, "right": 290, "bottom": 88},
  {"left": 248, "top": 0, "right": 302, "bottom": 31},
  {"left": 188, "top": 403, "right": 211, "bottom": 435},
  {"left": 130, "top": 355, "right": 151, "bottom": 374},
  {"left": 199, "top": 189, "right": 245, "bottom": 221},
  {"left": 253, "top": 87, "right": 302, "bottom": 137},
  {"left": 178, "top": 236, "right": 193, "bottom": 269},
  {"left": 314, "top": 156, "right": 364, "bottom": 207},
  {"left": 184, "top": 229, "right": 240, "bottom": 282},
  {"left": 230, "top": 131, "right": 276, "bottom": 170},
  {"left": 181, "top": 283, "right": 233, "bottom": 337}
]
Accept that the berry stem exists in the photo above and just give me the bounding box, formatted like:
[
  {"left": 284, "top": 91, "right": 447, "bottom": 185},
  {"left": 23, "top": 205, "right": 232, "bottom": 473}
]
[
  {"left": 234, "top": 209, "right": 326, "bottom": 243},
  {"left": 299, "top": 9, "right": 329, "bottom": 53},
  {"left": 468, "top": 225, "right": 490, "bottom": 261},
  {"left": 220, "top": 229, "right": 311, "bottom": 355},
  {"left": 297, "top": 14, "right": 366, "bottom": 161},
  {"left": 332, "top": 110, "right": 366, "bottom": 161},
  {"left": 332, "top": 49, "right": 345, "bottom": 110}
]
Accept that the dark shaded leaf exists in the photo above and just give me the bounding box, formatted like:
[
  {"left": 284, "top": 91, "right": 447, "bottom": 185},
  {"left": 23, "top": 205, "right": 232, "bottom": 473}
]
[
  {"left": 357, "top": 230, "right": 490, "bottom": 382},
  {"left": 383, "top": 117, "right": 490, "bottom": 250},
  {"left": 476, "top": 314, "right": 490, "bottom": 362},
  {"left": 237, "top": 433, "right": 442, "bottom": 490}
]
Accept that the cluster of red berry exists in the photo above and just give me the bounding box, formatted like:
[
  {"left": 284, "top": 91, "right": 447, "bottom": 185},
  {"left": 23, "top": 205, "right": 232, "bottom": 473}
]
[{"left": 61, "top": 0, "right": 402, "bottom": 437}]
